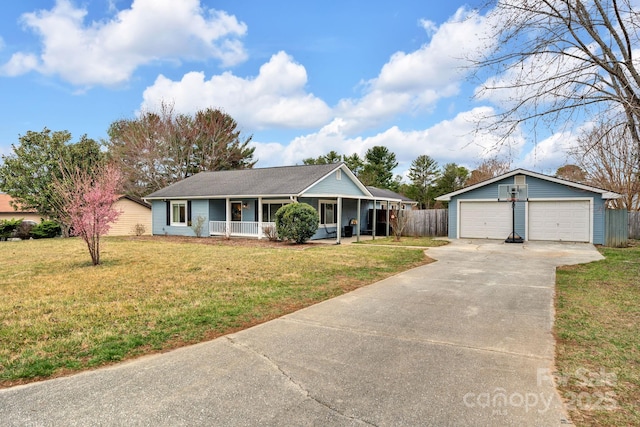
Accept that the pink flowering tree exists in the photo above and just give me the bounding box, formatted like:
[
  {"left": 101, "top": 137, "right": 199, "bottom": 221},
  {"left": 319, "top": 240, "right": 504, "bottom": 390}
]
[{"left": 54, "top": 163, "right": 123, "bottom": 265}]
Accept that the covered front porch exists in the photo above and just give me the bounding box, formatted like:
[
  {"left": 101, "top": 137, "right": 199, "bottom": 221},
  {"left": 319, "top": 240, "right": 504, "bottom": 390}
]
[
  {"left": 208, "top": 196, "right": 396, "bottom": 243},
  {"left": 209, "top": 220, "right": 275, "bottom": 238}
]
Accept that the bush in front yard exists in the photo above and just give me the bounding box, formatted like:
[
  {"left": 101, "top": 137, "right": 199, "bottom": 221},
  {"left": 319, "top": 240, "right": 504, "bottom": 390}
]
[
  {"left": 0, "top": 218, "right": 22, "bottom": 241},
  {"left": 30, "top": 220, "right": 62, "bottom": 239},
  {"left": 275, "top": 203, "right": 319, "bottom": 244}
]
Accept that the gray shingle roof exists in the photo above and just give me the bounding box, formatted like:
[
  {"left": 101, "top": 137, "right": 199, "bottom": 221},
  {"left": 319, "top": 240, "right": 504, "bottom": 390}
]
[
  {"left": 366, "top": 186, "right": 416, "bottom": 203},
  {"left": 434, "top": 168, "right": 622, "bottom": 201},
  {"left": 145, "top": 163, "right": 345, "bottom": 199}
]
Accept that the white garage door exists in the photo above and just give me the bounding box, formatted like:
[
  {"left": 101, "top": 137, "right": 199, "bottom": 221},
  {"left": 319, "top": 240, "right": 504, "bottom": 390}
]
[
  {"left": 459, "top": 201, "right": 512, "bottom": 239},
  {"left": 529, "top": 201, "right": 590, "bottom": 242}
]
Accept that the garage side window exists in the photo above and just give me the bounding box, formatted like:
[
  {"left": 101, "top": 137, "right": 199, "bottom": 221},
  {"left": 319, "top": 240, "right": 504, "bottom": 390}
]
[
  {"left": 320, "top": 202, "right": 337, "bottom": 225},
  {"left": 171, "top": 201, "right": 187, "bottom": 226}
]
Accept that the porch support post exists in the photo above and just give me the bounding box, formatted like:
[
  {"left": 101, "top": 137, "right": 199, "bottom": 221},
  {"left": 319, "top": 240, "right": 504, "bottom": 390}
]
[
  {"left": 225, "top": 197, "right": 231, "bottom": 238},
  {"left": 356, "top": 198, "right": 361, "bottom": 242},
  {"left": 372, "top": 199, "right": 376, "bottom": 240},
  {"left": 386, "top": 200, "right": 390, "bottom": 237},
  {"left": 257, "top": 197, "right": 263, "bottom": 239},
  {"left": 336, "top": 197, "right": 342, "bottom": 244}
]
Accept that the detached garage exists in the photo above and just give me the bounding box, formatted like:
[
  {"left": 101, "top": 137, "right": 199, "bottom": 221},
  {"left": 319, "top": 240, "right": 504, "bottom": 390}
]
[{"left": 435, "top": 169, "right": 621, "bottom": 244}]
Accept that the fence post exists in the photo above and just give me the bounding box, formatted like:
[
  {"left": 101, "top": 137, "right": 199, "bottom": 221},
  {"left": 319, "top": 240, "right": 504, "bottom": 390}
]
[{"left": 629, "top": 211, "right": 640, "bottom": 240}]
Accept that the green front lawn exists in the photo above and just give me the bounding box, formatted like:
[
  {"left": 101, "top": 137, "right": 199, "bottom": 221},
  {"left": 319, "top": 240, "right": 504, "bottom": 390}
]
[
  {"left": 555, "top": 242, "right": 640, "bottom": 426},
  {"left": 0, "top": 236, "right": 428, "bottom": 387}
]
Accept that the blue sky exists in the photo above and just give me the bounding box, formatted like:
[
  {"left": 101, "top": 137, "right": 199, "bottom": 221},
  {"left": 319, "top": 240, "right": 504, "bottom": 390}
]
[{"left": 0, "top": 0, "right": 574, "bottom": 177}]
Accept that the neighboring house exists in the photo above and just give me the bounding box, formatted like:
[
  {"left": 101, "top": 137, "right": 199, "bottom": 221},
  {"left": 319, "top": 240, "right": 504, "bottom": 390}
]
[
  {"left": 435, "top": 168, "right": 621, "bottom": 244},
  {"left": 144, "top": 163, "right": 406, "bottom": 243},
  {"left": 106, "top": 195, "right": 152, "bottom": 236},
  {"left": 0, "top": 193, "right": 41, "bottom": 223}
]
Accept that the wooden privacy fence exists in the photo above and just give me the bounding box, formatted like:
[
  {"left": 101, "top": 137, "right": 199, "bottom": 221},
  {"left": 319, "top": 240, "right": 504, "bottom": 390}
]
[
  {"left": 402, "top": 209, "right": 448, "bottom": 237},
  {"left": 605, "top": 209, "right": 629, "bottom": 247},
  {"left": 630, "top": 211, "right": 640, "bottom": 240}
]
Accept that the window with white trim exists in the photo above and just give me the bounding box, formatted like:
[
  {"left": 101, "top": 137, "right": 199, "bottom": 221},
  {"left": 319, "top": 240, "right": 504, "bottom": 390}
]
[
  {"left": 319, "top": 201, "right": 338, "bottom": 225},
  {"left": 262, "top": 202, "right": 288, "bottom": 222},
  {"left": 171, "top": 200, "right": 187, "bottom": 226}
]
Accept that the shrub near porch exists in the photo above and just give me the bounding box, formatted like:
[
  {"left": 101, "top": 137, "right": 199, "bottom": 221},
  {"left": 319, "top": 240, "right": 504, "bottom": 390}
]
[{"left": 0, "top": 236, "right": 428, "bottom": 386}]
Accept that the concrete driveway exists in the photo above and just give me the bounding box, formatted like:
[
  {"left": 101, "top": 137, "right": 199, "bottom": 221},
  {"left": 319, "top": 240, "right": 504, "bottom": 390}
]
[{"left": 0, "top": 239, "right": 603, "bottom": 426}]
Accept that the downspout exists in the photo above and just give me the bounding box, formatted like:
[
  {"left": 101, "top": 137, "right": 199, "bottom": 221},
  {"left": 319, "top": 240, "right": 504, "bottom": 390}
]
[
  {"left": 372, "top": 199, "right": 376, "bottom": 240},
  {"left": 386, "top": 200, "right": 390, "bottom": 237},
  {"left": 257, "top": 196, "right": 263, "bottom": 239},
  {"left": 336, "top": 197, "right": 342, "bottom": 245},
  {"left": 225, "top": 197, "right": 231, "bottom": 238},
  {"left": 356, "top": 198, "right": 361, "bottom": 243}
]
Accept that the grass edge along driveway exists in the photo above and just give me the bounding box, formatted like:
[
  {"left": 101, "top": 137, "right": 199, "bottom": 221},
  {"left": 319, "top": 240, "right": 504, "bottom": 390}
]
[
  {"left": 555, "top": 242, "right": 640, "bottom": 427},
  {"left": 0, "top": 236, "right": 436, "bottom": 388}
]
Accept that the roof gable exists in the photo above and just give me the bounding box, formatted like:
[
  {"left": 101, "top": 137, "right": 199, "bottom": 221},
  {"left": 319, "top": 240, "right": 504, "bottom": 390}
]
[
  {"left": 119, "top": 195, "right": 151, "bottom": 209},
  {"left": 435, "top": 168, "right": 622, "bottom": 201},
  {"left": 144, "top": 163, "right": 373, "bottom": 199},
  {"left": 302, "top": 165, "right": 371, "bottom": 197}
]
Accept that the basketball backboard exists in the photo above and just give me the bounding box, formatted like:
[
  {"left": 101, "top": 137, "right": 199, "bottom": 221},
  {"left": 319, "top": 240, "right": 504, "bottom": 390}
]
[{"left": 498, "top": 184, "right": 528, "bottom": 201}]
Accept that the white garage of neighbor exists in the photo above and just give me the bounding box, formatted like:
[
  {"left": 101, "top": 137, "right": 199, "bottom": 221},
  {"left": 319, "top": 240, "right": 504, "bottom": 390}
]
[{"left": 435, "top": 169, "right": 621, "bottom": 245}]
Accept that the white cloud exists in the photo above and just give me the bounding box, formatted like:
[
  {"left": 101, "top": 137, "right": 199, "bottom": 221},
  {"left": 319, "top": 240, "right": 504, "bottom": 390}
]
[
  {"left": 1, "top": 52, "right": 39, "bottom": 76},
  {"left": 139, "top": 6, "right": 495, "bottom": 139},
  {"left": 0, "top": 0, "right": 247, "bottom": 86},
  {"left": 518, "top": 131, "right": 576, "bottom": 173},
  {"left": 253, "top": 107, "right": 526, "bottom": 173},
  {"left": 140, "top": 51, "right": 333, "bottom": 129},
  {"left": 334, "top": 8, "right": 494, "bottom": 134},
  {"left": 517, "top": 121, "right": 599, "bottom": 172}
]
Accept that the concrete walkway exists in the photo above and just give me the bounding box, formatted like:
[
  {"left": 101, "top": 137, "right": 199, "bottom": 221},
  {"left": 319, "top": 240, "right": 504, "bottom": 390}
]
[{"left": 0, "top": 239, "right": 603, "bottom": 426}]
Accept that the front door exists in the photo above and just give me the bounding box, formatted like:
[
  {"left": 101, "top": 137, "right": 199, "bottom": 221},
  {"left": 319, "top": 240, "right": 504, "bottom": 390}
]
[{"left": 231, "top": 202, "right": 242, "bottom": 221}]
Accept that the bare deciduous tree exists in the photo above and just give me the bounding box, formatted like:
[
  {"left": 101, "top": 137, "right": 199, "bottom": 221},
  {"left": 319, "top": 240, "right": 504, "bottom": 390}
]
[
  {"left": 474, "top": 0, "right": 640, "bottom": 157},
  {"left": 390, "top": 209, "right": 409, "bottom": 242},
  {"left": 107, "top": 102, "right": 256, "bottom": 198},
  {"left": 465, "top": 157, "right": 511, "bottom": 186},
  {"left": 570, "top": 121, "right": 640, "bottom": 210}
]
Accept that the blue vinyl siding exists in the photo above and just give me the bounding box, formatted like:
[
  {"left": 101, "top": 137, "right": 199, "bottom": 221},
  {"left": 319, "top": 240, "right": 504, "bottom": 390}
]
[
  {"left": 151, "top": 200, "right": 168, "bottom": 236},
  {"left": 527, "top": 176, "right": 595, "bottom": 198},
  {"left": 448, "top": 174, "right": 606, "bottom": 243},
  {"left": 305, "top": 170, "right": 367, "bottom": 197},
  {"left": 209, "top": 199, "right": 225, "bottom": 221},
  {"left": 152, "top": 199, "right": 209, "bottom": 237},
  {"left": 448, "top": 203, "right": 457, "bottom": 239},
  {"left": 190, "top": 200, "right": 209, "bottom": 225}
]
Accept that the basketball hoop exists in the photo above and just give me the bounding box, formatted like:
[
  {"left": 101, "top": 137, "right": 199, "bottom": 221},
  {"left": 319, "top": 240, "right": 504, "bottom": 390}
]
[{"left": 497, "top": 184, "right": 527, "bottom": 244}]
